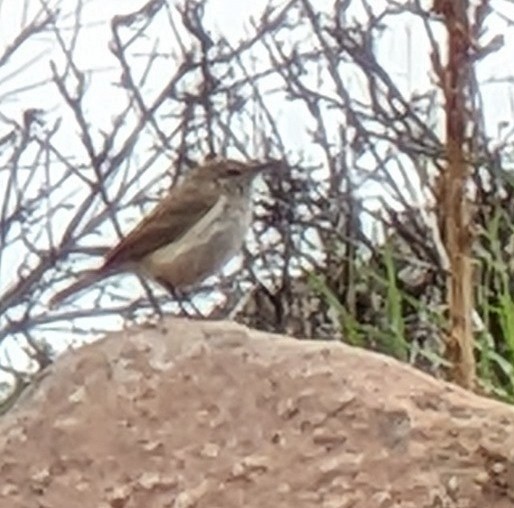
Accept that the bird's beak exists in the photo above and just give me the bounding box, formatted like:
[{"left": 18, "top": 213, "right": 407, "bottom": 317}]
[{"left": 250, "top": 158, "right": 285, "bottom": 173}]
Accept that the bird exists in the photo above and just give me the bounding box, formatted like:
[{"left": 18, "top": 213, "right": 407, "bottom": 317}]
[{"left": 49, "top": 156, "right": 282, "bottom": 306}]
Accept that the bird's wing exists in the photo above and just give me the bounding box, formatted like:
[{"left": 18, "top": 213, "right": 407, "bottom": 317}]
[{"left": 102, "top": 179, "right": 220, "bottom": 269}]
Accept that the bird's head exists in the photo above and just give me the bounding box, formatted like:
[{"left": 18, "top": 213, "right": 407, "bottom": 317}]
[{"left": 195, "top": 156, "right": 283, "bottom": 190}]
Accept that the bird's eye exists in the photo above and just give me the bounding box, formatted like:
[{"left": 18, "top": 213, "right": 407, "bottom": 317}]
[{"left": 225, "top": 168, "right": 242, "bottom": 176}]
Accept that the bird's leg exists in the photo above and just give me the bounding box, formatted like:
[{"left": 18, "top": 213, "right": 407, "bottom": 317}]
[
  {"left": 217, "top": 277, "right": 240, "bottom": 294},
  {"left": 158, "top": 280, "right": 180, "bottom": 299},
  {"left": 157, "top": 280, "right": 190, "bottom": 316},
  {"left": 158, "top": 280, "right": 207, "bottom": 318}
]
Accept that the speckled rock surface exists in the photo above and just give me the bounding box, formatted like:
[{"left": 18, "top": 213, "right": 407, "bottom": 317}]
[{"left": 1, "top": 318, "right": 514, "bottom": 508}]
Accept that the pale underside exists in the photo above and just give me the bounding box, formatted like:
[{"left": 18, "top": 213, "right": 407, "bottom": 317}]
[{"left": 140, "top": 193, "right": 252, "bottom": 288}]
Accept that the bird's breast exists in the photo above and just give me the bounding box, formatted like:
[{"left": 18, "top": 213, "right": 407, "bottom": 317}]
[{"left": 141, "top": 194, "right": 252, "bottom": 288}]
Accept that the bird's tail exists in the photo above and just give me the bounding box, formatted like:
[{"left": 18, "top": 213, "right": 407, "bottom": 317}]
[{"left": 49, "top": 270, "right": 107, "bottom": 308}]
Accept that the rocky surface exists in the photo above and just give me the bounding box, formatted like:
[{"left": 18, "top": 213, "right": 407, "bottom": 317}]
[{"left": 1, "top": 318, "right": 514, "bottom": 507}]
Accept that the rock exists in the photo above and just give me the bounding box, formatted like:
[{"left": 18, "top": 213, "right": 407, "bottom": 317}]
[{"left": 0, "top": 318, "right": 514, "bottom": 507}]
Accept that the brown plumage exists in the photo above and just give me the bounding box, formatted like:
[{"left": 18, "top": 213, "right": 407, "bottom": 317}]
[{"left": 50, "top": 157, "right": 281, "bottom": 306}]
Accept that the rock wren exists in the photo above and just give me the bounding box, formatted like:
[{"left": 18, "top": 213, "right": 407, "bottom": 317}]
[{"left": 50, "top": 156, "right": 281, "bottom": 306}]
